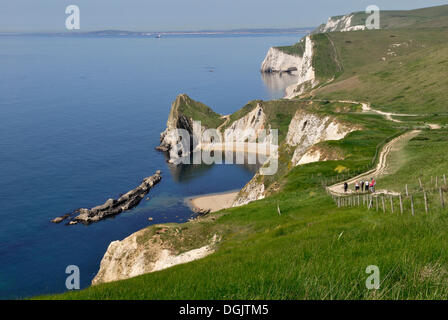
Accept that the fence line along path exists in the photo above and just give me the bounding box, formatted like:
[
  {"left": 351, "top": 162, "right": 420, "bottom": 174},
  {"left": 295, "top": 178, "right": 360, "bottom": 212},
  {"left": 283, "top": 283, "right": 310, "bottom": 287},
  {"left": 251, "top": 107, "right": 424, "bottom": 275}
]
[{"left": 327, "top": 130, "right": 421, "bottom": 196}]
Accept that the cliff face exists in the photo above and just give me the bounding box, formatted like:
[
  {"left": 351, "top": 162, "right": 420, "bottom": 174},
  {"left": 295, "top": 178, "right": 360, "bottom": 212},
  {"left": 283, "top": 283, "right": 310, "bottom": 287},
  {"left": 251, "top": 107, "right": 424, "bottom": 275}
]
[
  {"left": 284, "top": 36, "right": 318, "bottom": 99},
  {"left": 92, "top": 226, "right": 218, "bottom": 285},
  {"left": 260, "top": 47, "right": 303, "bottom": 73},
  {"left": 297, "top": 145, "right": 344, "bottom": 165},
  {"left": 315, "top": 14, "right": 366, "bottom": 33},
  {"left": 158, "top": 94, "right": 222, "bottom": 164},
  {"left": 223, "top": 104, "right": 270, "bottom": 144},
  {"left": 286, "top": 109, "right": 359, "bottom": 166},
  {"left": 233, "top": 173, "right": 265, "bottom": 207}
]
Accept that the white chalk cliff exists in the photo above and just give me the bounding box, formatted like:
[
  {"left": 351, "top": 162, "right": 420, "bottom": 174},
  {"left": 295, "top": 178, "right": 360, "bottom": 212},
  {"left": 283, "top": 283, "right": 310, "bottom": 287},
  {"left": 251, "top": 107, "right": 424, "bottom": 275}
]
[
  {"left": 286, "top": 109, "right": 359, "bottom": 166},
  {"left": 260, "top": 47, "right": 303, "bottom": 73},
  {"left": 317, "top": 14, "right": 366, "bottom": 33},
  {"left": 92, "top": 228, "right": 218, "bottom": 285},
  {"left": 284, "top": 36, "right": 318, "bottom": 99}
]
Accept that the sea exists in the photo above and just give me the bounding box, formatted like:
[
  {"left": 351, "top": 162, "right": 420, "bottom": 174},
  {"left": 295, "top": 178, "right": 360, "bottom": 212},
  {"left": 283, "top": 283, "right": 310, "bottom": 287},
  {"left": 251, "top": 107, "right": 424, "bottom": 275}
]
[{"left": 0, "top": 32, "right": 305, "bottom": 299}]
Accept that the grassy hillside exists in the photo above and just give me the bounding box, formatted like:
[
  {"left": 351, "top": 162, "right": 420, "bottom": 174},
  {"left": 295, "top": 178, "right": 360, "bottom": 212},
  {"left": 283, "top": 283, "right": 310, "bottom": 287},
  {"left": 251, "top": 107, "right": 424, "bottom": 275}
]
[
  {"left": 41, "top": 100, "right": 448, "bottom": 300},
  {"left": 170, "top": 94, "right": 224, "bottom": 129},
  {"left": 275, "top": 39, "right": 306, "bottom": 57},
  {"left": 352, "top": 5, "right": 448, "bottom": 30},
  {"left": 378, "top": 129, "right": 448, "bottom": 193},
  {"left": 310, "top": 28, "right": 448, "bottom": 114},
  {"left": 39, "top": 5, "right": 448, "bottom": 300},
  {"left": 314, "top": 5, "right": 448, "bottom": 32},
  {"left": 41, "top": 119, "right": 448, "bottom": 299}
]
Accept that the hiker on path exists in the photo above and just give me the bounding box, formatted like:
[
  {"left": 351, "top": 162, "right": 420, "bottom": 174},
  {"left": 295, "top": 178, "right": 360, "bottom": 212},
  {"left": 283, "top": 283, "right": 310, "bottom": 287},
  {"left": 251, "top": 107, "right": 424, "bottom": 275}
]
[
  {"left": 370, "top": 178, "right": 376, "bottom": 193},
  {"left": 361, "top": 180, "right": 365, "bottom": 192},
  {"left": 355, "top": 182, "right": 360, "bottom": 192},
  {"left": 344, "top": 182, "right": 348, "bottom": 193}
]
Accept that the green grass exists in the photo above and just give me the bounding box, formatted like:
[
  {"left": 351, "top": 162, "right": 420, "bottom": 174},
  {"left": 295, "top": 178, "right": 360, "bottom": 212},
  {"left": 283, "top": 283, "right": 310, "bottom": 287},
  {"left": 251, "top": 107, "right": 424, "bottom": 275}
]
[
  {"left": 38, "top": 7, "right": 448, "bottom": 300},
  {"left": 43, "top": 107, "right": 446, "bottom": 300},
  {"left": 275, "top": 40, "right": 306, "bottom": 57},
  {"left": 171, "top": 94, "right": 224, "bottom": 129},
  {"left": 314, "top": 5, "right": 448, "bottom": 32},
  {"left": 41, "top": 158, "right": 448, "bottom": 299},
  {"left": 312, "top": 28, "right": 448, "bottom": 114},
  {"left": 379, "top": 129, "right": 448, "bottom": 194}
]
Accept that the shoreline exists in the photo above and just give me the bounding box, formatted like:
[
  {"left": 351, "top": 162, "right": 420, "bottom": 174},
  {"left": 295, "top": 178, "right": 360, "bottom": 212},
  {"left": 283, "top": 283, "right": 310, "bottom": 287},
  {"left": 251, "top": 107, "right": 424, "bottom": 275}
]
[{"left": 187, "top": 190, "right": 240, "bottom": 213}]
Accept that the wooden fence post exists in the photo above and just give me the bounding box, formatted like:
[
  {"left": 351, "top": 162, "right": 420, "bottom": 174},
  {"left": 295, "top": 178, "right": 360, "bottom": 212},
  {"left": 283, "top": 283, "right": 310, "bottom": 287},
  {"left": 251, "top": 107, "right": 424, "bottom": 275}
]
[
  {"left": 436, "top": 176, "right": 438, "bottom": 188},
  {"left": 399, "top": 194, "right": 403, "bottom": 214},
  {"left": 376, "top": 197, "right": 379, "bottom": 212},
  {"left": 390, "top": 196, "right": 394, "bottom": 214},
  {"left": 411, "top": 195, "right": 415, "bottom": 216},
  {"left": 419, "top": 178, "right": 423, "bottom": 189},
  {"left": 406, "top": 184, "right": 409, "bottom": 197},
  {"left": 440, "top": 188, "right": 445, "bottom": 209},
  {"left": 382, "top": 196, "right": 386, "bottom": 213},
  {"left": 424, "top": 191, "right": 429, "bottom": 214},
  {"left": 444, "top": 174, "right": 447, "bottom": 186}
]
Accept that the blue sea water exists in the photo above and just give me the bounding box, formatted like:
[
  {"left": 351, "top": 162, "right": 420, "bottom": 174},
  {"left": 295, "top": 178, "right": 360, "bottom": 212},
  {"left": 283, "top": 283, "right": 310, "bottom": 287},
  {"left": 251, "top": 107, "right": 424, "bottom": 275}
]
[{"left": 0, "top": 32, "right": 304, "bottom": 299}]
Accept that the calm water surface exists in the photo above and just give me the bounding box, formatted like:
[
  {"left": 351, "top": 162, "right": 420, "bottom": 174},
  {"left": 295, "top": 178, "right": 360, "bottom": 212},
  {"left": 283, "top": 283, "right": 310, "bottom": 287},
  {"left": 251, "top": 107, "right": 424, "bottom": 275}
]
[{"left": 0, "top": 33, "right": 304, "bottom": 299}]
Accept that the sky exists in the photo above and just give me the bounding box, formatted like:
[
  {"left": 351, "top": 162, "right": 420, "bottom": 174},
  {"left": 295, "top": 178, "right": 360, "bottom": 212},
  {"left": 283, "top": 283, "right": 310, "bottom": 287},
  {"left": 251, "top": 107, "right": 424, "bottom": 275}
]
[{"left": 1, "top": 0, "right": 447, "bottom": 32}]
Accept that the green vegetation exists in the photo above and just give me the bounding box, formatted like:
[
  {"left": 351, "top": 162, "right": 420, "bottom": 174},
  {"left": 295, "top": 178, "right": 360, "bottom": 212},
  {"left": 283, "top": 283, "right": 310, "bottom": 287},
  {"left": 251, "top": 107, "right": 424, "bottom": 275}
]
[
  {"left": 312, "top": 29, "right": 448, "bottom": 114},
  {"left": 379, "top": 129, "right": 448, "bottom": 193},
  {"left": 41, "top": 124, "right": 448, "bottom": 298},
  {"left": 39, "top": 5, "right": 448, "bottom": 300},
  {"left": 316, "top": 5, "right": 448, "bottom": 32},
  {"left": 311, "top": 33, "right": 342, "bottom": 80},
  {"left": 275, "top": 40, "right": 306, "bottom": 57},
  {"left": 172, "top": 94, "right": 224, "bottom": 129}
]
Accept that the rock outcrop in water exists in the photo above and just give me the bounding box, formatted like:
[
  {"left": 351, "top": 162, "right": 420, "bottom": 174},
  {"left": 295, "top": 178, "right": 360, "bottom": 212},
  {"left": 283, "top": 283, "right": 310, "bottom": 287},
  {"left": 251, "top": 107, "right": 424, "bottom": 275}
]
[
  {"left": 157, "top": 94, "right": 222, "bottom": 164},
  {"left": 51, "top": 171, "right": 162, "bottom": 225},
  {"left": 158, "top": 95, "right": 278, "bottom": 164}
]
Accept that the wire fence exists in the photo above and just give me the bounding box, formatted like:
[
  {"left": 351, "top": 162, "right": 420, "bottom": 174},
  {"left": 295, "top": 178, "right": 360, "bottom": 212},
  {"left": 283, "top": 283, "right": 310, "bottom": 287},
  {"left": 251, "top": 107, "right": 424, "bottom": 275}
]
[{"left": 329, "top": 175, "right": 448, "bottom": 215}]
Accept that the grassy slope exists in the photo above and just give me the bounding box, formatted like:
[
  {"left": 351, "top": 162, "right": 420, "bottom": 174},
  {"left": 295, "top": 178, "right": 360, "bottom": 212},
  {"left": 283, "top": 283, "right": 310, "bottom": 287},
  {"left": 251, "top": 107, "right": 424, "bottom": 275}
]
[
  {"left": 312, "top": 28, "right": 448, "bottom": 114},
  {"left": 314, "top": 5, "right": 448, "bottom": 32},
  {"left": 42, "top": 103, "right": 448, "bottom": 300},
  {"left": 42, "top": 125, "right": 448, "bottom": 298},
  {"left": 275, "top": 40, "right": 306, "bottom": 57},
  {"left": 351, "top": 5, "right": 448, "bottom": 29},
  {"left": 379, "top": 128, "right": 448, "bottom": 193},
  {"left": 41, "top": 6, "right": 448, "bottom": 300},
  {"left": 172, "top": 94, "right": 224, "bottom": 129}
]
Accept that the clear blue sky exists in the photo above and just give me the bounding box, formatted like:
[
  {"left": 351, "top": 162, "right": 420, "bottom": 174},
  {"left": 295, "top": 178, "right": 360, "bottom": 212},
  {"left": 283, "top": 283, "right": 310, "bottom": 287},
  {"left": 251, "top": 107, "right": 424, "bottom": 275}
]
[{"left": 1, "top": 0, "right": 447, "bottom": 32}]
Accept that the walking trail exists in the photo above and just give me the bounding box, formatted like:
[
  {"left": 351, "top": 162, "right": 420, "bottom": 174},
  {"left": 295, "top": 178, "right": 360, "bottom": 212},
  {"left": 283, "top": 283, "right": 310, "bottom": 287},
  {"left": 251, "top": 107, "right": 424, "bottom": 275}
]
[{"left": 327, "top": 130, "right": 421, "bottom": 196}]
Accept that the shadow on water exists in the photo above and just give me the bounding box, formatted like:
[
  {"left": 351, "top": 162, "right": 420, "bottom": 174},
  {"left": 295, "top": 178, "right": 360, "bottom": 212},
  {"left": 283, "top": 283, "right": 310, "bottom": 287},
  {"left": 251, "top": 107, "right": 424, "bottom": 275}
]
[
  {"left": 165, "top": 150, "right": 266, "bottom": 183},
  {"left": 261, "top": 72, "right": 299, "bottom": 98}
]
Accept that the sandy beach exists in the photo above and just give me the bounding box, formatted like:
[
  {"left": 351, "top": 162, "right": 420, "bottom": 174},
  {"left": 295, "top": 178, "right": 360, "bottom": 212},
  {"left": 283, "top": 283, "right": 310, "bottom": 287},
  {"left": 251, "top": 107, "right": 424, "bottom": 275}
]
[{"left": 188, "top": 191, "right": 239, "bottom": 212}]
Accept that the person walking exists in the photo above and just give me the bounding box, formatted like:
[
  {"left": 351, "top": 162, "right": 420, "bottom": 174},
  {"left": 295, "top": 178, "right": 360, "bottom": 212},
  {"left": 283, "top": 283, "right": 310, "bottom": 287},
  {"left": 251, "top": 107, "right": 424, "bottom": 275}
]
[
  {"left": 361, "top": 180, "right": 365, "bottom": 192},
  {"left": 365, "top": 180, "right": 370, "bottom": 192},
  {"left": 369, "top": 178, "right": 376, "bottom": 193},
  {"left": 355, "top": 182, "right": 360, "bottom": 192},
  {"left": 344, "top": 182, "right": 348, "bottom": 193}
]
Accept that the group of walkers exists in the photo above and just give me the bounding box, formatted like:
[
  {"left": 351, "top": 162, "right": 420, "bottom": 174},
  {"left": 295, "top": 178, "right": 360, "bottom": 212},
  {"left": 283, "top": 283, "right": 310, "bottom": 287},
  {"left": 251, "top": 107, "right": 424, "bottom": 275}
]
[{"left": 344, "top": 178, "right": 376, "bottom": 193}]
